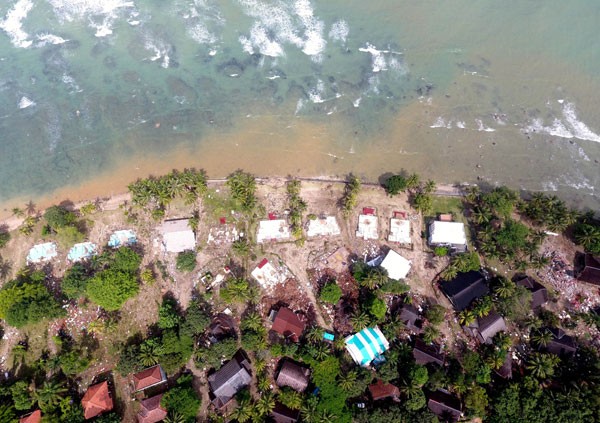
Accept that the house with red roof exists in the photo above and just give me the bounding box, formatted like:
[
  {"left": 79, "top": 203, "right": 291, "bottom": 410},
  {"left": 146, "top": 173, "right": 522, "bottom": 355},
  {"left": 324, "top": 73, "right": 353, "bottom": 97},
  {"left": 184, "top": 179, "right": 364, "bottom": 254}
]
[
  {"left": 81, "top": 381, "right": 114, "bottom": 420},
  {"left": 137, "top": 394, "right": 168, "bottom": 423},
  {"left": 19, "top": 410, "right": 41, "bottom": 423},
  {"left": 271, "top": 307, "right": 306, "bottom": 342},
  {"left": 133, "top": 365, "right": 167, "bottom": 392}
]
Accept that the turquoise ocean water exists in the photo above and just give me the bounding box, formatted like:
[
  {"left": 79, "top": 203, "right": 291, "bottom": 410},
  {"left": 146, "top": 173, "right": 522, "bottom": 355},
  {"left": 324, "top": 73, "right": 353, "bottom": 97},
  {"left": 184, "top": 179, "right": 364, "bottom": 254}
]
[{"left": 0, "top": 0, "right": 599, "bottom": 210}]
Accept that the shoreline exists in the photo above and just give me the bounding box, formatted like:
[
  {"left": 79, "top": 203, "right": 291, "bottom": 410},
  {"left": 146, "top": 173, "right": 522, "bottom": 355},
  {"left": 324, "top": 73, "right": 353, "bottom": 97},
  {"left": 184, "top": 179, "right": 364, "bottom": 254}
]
[{"left": 0, "top": 175, "right": 466, "bottom": 231}]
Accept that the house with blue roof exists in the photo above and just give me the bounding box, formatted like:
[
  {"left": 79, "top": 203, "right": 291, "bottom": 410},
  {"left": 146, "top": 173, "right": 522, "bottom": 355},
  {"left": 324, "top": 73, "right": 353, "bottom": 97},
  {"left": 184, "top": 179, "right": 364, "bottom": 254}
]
[{"left": 344, "top": 326, "right": 390, "bottom": 367}]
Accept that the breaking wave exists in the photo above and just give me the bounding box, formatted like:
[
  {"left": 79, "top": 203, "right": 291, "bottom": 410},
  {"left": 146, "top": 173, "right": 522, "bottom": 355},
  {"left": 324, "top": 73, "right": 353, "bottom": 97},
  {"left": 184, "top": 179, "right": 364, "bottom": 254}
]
[
  {"left": 0, "top": 0, "right": 34, "bottom": 48},
  {"left": 524, "top": 101, "right": 600, "bottom": 143}
]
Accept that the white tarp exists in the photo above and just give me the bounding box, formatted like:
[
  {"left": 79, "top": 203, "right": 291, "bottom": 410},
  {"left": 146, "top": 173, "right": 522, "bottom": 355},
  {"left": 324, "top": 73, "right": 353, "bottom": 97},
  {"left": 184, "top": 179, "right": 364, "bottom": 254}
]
[
  {"left": 256, "top": 220, "right": 290, "bottom": 243},
  {"left": 306, "top": 216, "right": 341, "bottom": 237},
  {"left": 380, "top": 249, "right": 411, "bottom": 280},
  {"left": 356, "top": 215, "right": 378, "bottom": 240},
  {"left": 429, "top": 221, "right": 467, "bottom": 246},
  {"left": 160, "top": 219, "right": 196, "bottom": 252},
  {"left": 388, "top": 219, "right": 411, "bottom": 243}
]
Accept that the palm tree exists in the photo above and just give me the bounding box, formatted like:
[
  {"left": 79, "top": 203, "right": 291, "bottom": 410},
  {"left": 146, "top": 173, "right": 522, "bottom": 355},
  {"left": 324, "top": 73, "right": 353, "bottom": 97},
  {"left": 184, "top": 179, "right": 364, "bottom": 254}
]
[
  {"left": 164, "top": 412, "right": 186, "bottom": 423},
  {"left": 441, "top": 265, "right": 458, "bottom": 281},
  {"left": 574, "top": 224, "right": 600, "bottom": 251},
  {"left": 0, "top": 404, "right": 16, "bottom": 422},
  {"left": 527, "top": 352, "right": 560, "bottom": 379},
  {"left": 406, "top": 173, "right": 421, "bottom": 190},
  {"left": 423, "top": 325, "right": 440, "bottom": 343},
  {"left": 25, "top": 201, "right": 36, "bottom": 216},
  {"left": 241, "top": 312, "right": 263, "bottom": 332},
  {"left": 338, "top": 371, "right": 357, "bottom": 392},
  {"left": 254, "top": 358, "right": 266, "bottom": 373},
  {"left": 493, "top": 332, "right": 512, "bottom": 350},
  {"left": 351, "top": 311, "right": 371, "bottom": 332},
  {"left": 229, "top": 399, "right": 253, "bottom": 422},
  {"left": 382, "top": 315, "right": 405, "bottom": 340},
  {"left": 485, "top": 350, "right": 506, "bottom": 370},
  {"left": 257, "top": 375, "right": 271, "bottom": 393},
  {"left": 458, "top": 310, "right": 476, "bottom": 326},
  {"left": 494, "top": 278, "right": 516, "bottom": 299},
  {"left": 524, "top": 315, "right": 542, "bottom": 331},
  {"left": 531, "top": 329, "right": 553, "bottom": 348},
  {"left": 424, "top": 179, "right": 437, "bottom": 195},
  {"left": 300, "top": 397, "right": 320, "bottom": 423},
  {"left": 255, "top": 392, "right": 275, "bottom": 416},
  {"left": 318, "top": 410, "right": 337, "bottom": 423},
  {"left": 278, "top": 389, "right": 303, "bottom": 410},
  {"left": 139, "top": 340, "right": 162, "bottom": 366},
  {"left": 12, "top": 207, "right": 24, "bottom": 217},
  {"left": 311, "top": 344, "right": 329, "bottom": 361},
  {"left": 472, "top": 297, "right": 492, "bottom": 318},
  {"left": 34, "top": 380, "right": 67, "bottom": 411},
  {"left": 305, "top": 326, "right": 324, "bottom": 344}
]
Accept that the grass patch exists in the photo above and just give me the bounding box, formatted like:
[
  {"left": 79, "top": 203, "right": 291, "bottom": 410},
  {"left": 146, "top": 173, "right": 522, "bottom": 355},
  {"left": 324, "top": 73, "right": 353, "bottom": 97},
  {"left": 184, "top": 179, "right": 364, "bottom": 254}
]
[{"left": 429, "top": 196, "right": 465, "bottom": 221}]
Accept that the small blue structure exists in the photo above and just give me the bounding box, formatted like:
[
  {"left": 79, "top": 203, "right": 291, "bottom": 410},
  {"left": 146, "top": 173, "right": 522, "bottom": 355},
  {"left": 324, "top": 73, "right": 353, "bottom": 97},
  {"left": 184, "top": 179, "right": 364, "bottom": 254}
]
[
  {"left": 68, "top": 242, "right": 98, "bottom": 262},
  {"left": 323, "top": 332, "right": 335, "bottom": 342},
  {"left": 344, "top": 326, "right": 390, "bottom": 367},
  {"left": 108, "top": 230, "right": 137, "bottom": 248},
  {"left": 27, "top": 242, "right": 58, "bottom": 263}
]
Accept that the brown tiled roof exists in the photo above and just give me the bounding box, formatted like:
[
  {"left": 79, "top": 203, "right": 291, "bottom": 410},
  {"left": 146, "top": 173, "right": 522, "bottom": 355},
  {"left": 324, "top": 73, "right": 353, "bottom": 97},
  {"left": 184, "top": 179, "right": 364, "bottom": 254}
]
[
  {"left": 19, "top": 410, "right": 41, "bottom": 423},
  {"left": 272, "top": 402, "right": 300, "bottom": 423},
  {"left": 133, "top": 365, "right": 167, "bottom": 392},
  {"left": 82, "top": 381, "right": 114, "bottom": 420},
  {"left": 427, "top": 391, "right": 462, "bottom": 422},
  {"left": 137, "top": 394, "right": 168, "bottom": 423},
  {"left": 276, "top": 359, "right": 310, "bottom": 392},
  {"left": 578, "top": 254, "right": 600, "bottom": 285},
  {"left": 413, "top": 338, "right": 444, "bottom": 366},
  {"left": 368, "top": 379, "right": 400, "bottom": 401},
  {"left": 271, "top": 307, "right": 305, "bottom": 342}
]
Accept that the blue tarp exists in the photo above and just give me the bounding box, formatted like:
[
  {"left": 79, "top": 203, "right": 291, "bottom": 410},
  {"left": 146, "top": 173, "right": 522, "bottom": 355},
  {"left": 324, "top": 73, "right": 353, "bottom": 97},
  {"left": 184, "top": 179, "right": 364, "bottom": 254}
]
[
  {"left": 108, "top": 230, "right": 137, "bottom": 248},
  {"left": 27, "top": 242, "right": 58, "bottom": 263},
  {"left": 67, "top": 242, "right": 98, "bottom": 262},
  {"left": 323, "top": 332, "right": 335, "bottom": 341}
]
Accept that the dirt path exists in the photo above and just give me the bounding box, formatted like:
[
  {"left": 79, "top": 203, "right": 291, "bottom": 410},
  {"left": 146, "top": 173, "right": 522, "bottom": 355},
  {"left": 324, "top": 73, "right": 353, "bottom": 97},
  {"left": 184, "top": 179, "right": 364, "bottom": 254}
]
[{"left": 187, "top": 357, "right": 210, "bottom": 422}]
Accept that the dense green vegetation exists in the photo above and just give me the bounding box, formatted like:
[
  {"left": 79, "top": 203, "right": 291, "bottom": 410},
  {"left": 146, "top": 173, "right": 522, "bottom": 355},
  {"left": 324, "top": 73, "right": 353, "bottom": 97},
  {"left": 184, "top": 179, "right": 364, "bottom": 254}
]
[
  {"left": 176, "top": 250, "right": 197, "bottom": 272},
  {"left": 340, "top": 174, "right": 361, "bottom": 217},
  {"left": 161, "top": 374, "right": 201, "bottom": 423},
  {"left": 287, "top": 179, "right": 308, "bottom": 240},
  {"left": 226, "top": 170, "right": 258, "bottom": 212}
]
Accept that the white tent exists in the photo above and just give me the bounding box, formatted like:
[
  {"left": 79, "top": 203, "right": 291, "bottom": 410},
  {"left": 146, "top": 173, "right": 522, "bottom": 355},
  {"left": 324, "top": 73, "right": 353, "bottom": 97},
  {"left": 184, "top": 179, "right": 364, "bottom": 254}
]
[
  {"left": 380, "top": 249, "right": 411, "bottom": 280},
  {"left": 429, "top": 221, "right": 467, "bottom": 247},
  {"left": 388, "top": 219, "right": 411, "bottom": 243},
  {"left": 27, "top": 242, "right": 58, "bottom": 263}
]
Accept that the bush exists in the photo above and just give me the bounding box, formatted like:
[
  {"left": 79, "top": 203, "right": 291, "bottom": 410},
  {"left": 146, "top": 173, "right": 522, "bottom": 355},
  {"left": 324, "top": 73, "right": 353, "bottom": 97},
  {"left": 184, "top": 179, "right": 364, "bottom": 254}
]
[
  {"left": 366, "top": 295, "right": 387, "bottom": 320},
  {"left": 44, "top": 205, "right": 76, "bottom": 230},
  {"left": 55, "top": 226, "right": 85, "bottom": 248},
  {"left": 176, "top": 250, "right": 197, "bottom": 272},
  {"left": 433, "top": 246, "right": 448, "bottom": 256},
  {"left": 61, "top": 263, "right": 91, "bottom": 299},
  {"left": 161, "top": 378, "right": 201, "bottom": 423},
  {"left": 0, "top": 231, "right": 10, "bottom": 248},
  {"left": 320, "top": 283, "right": 342, "bottom": 304},
  {"left": 425, "top": 305, "right": 446, "bottom": 326},
  {"left": 158, "top": 298, "right": 182, "bottom": 330},
  {"left": 379, "top": 279, "right": 410, "bottom": 294},
  {"left": 86, "top": 270, "right": 139, "bottom": 311},
  {"left": 112, "top": 247, "right": 142, "bottom": 273},
  {"left": 384, "top": 175, "right": 408, "bottom": 196}
]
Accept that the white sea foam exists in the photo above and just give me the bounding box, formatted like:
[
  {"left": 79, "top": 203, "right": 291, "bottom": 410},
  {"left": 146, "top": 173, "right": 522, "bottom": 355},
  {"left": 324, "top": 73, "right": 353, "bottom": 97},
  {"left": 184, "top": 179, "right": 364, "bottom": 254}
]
[
  {"left": 456, "top": 121, "right": 466, "bottom": 129},
  {"left": 47, "top": 0, "right": 135, "bottom": 37},
  {"left": 36, "top": 33, "right": 68, "bottom": 46},
  {"left": 295, "top": 98, "right": 305, "bottom": 115},
  {"left": 62, "top": 73, "right": 82, "bottom": 92},
  {"left": 329, "top": 19, "right": 348, "bottom": 43},
  {"left": 352, "top": 97, "right": 361, "bottom": 108},
  {"left": 430, "top": 117, "right": 449, "bottom": 129},
  {"left": 523, "top": 102, "right": 600, "bottom": 143},
  {"left": 237, "top": 0, "right": 326, "bottom": 60},
  {"left": 358, "top": 43, "right": 404, "bottom": 74},
  {"left": 475, "top": 119, "right": 495, "bottom": 132},
  {"left": 183, "top": 1, "right": 224, "bottom": 45},
  {"left": 18, "top": 96, "right": 35, "bottom": 109},
  {"left": 0, "top": 0, "right": 34, "bottom": 48},
  {"left": 307, "top": 79, "right": 325, "bottom": 103}
]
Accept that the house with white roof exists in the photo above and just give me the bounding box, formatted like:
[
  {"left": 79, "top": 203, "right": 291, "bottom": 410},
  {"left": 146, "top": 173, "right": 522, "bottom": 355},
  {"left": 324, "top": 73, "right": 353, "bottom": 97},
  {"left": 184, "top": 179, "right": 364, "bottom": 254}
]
[
  {"left": 356, "top": 215, "right": 378, "bottom": 240},
  {"left": 256, "top": 220, "right": 290, "bottom": 243},
  {"left": 251, "top": 258, "right": 287, "bottom": 288},
  {"left": 388, "top": 218, "right": 411, "bottom": 244},
  {"left": 159, "top": 219, "right": 196, "bottom": 253},
  {"left": 306, "top": 216, "right": 341, "bottom": 237},
  {"left": 428, "top": 221, "right": 467, "bottom": 252},
  {"left": 27, "top": 242, "right": 58, "bottom": 264},
  {"left": 380, "top": 249, "right": 411, "bottom": 280}
]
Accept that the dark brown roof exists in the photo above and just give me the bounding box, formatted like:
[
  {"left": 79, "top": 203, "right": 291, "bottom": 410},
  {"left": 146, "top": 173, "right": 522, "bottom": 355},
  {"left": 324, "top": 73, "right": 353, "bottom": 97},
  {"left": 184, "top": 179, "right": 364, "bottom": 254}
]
[
  {"left": 82, "top": 381, "right": 114, "bottom": 420},
  {"left": 133, "top": 365, "right": 167, "bottom": 392},
  {"left": 578, "top": 254, "right": 600, "bottom": 285},
  {"left": 495, "top": 351, "right": 513, "bottom": 380},
  {"left": 271, "top": 403, "right": 300, "bottom": 423},
  {"left": 516, "top": 276, "right": 548, "bottom": 309},
  {"left": 399, "top": 304, "right": 422, "bottom": 333},
  {"left": 473, "top": 311, "right": 507, "bottom": 344},
  {"left": 137, "top": 394, "right": 168, "bottom": 423},
  {"left": 208, "top": 350, "right": 252, "bottom": 409},
  {"left": 440, "top": 271, "right": 489, "bottom": 311},
  {"left": 427, "top": 391, "right": 462, "bottom": 422},
  {"left": 271, "top": 307, "right": 306, "bottom": 342},
  {"left": 19, "top": 410, "right": 41, "bottom": 423},
  {"left": 546, "top": 327, "right": 577, "bottom": 356},
  {"left": 368, "top": 379, "right": 400, "bottom": 401},
  {"left": 208, "top": 313, "right": 236, "bottom": 341},
  {"left": 276, "top": 359, "right": 310, "bottom": 392},
  {"left": 413, "top": 338, "right": 444, "bottom": 366}
]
